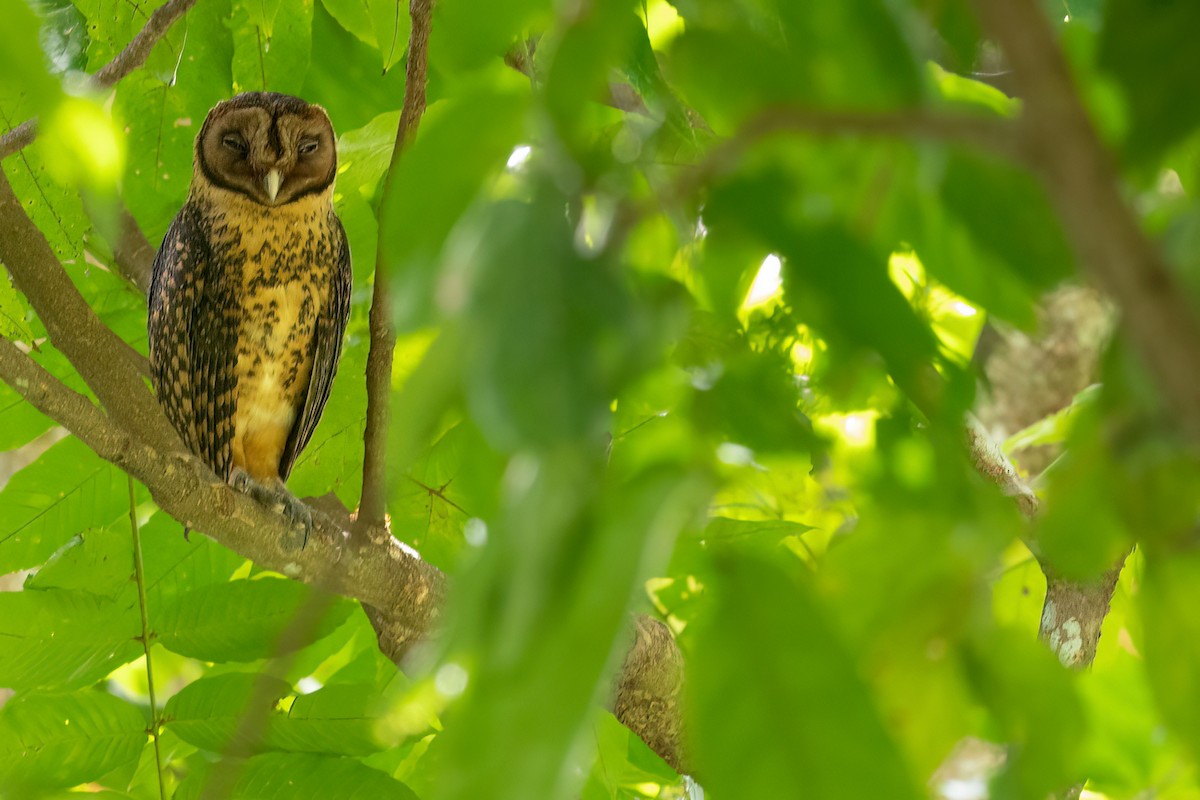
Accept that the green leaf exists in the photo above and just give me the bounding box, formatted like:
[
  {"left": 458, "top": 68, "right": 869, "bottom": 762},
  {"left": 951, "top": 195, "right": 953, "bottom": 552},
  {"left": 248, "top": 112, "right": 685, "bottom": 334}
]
[
  {"left": 155, "top": 579, "right": 352, "bottom": 662},
  {"left": 174, "top": 752, "right": 419, "bottom": 800},
  {"left": 319, "top": 0, "right": 378, "bottom": 48},
  {"left": 379, "top": 86, "right": 528, "bottom": 332},
  {"left": 115, "top": 0, "right": 234, "bottom": 243},
  {"left": 231, "top": 0, "right": 315, "bottom": 95},
  {"left": 164, "top": 672, "right": 290, "bottom": 753},
  {"left": 336, "top": 110, "right": 400, "bottom": 205},
  {"left": 368, "top": 0, "right": 409, "bottom": 74},
  {"left": 0, "top": 435, "right": 133, "bottom": 574},
  {"left": 165, "top": 673, "right": 387, "bottom": 756},
  {"left": 0, "top": 587, "right": 140, "bottom": 691},
  {"left": 940, "top": 152, "right": 1075, "bottom": 293},
  {"left": 688, "top": 554, "right": 921, "bottom": 799},
  {"left": 963, "top": 628, "right": 1086, "bottom": 797},
  {"left": 1099, "top": 0, "right": 1200, "bottom": 161},
  {"left": 455, "top": 190, "right": 634, "bottom": 449},
  {"left": 0, "top": 690, "right": 146, "bottom": 794}
]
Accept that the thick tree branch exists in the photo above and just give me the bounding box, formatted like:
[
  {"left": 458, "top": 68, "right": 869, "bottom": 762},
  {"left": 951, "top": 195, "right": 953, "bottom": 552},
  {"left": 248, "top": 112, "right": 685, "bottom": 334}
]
[
  {"left": 0, "top": 0, "right": 198, "bottom": 161},
  {"left": 358, "top": 0, "right": 435, "bottom": 533},
  {"left": 0, "top": 328, "right": 689, "bottom": 771},
  {"left": 0, "top": 168, "right": 172, "bottom": 448},
  {"left": 0, "top": 332, "right": 446, "bottom": 650},
  {"left": 975, "top": 0, "right": 1200, "bottom": 435}
]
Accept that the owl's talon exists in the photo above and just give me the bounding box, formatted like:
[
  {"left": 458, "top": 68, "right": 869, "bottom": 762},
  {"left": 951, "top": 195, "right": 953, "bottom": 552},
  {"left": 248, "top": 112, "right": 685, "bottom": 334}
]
[{"left": 227, "top": 470, "right": 310, "bottom": 550}]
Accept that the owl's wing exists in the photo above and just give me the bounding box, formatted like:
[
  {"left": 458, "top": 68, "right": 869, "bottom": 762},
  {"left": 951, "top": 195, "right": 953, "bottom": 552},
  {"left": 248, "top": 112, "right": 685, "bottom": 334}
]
[
  {"left": 148, "top": 204, "right": 240, "bottom": 480},
  {"left": 279, "top": 213, "right": 352, "bottom": 481}
]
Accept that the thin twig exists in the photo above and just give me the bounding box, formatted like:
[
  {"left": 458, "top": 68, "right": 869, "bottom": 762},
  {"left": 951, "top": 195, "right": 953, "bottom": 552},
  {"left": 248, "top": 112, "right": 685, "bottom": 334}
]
[
  {"left": 0, "top": 0, "right": 198, "bottom": 161},
  {"left": 128, "top": 475, "right": 166, "bottom": 800},
  {"left": 357, "top": 0, "right": 435, "bottom": 535}
]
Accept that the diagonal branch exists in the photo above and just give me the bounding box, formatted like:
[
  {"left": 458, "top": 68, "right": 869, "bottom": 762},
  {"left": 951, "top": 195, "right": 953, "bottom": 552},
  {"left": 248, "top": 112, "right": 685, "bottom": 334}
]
[
  {"left": 0, "top": 168, "right": 171, "bottom": 447},
  {"left": 0, "top": 0, "right": 198, "bottom": 161},
  {"left": 974, "top": 0, "right": 1200, "bottom": 435},
  {"left": 357, "top": 0, "right": 435, "bottom": 534},
  {"left": 0, "top": 328, "right": 688, "bottom": 770}
]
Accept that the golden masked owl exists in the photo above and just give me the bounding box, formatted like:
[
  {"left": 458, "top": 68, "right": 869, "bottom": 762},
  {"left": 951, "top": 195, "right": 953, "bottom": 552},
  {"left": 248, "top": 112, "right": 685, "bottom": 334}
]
[{"left": 148, "top": 92, "right": 352, "bottom": 548}]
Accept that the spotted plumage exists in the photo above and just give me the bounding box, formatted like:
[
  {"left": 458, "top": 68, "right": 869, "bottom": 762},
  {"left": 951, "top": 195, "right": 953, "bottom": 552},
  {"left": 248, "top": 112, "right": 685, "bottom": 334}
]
[{"left": 148, "top": 92, "right": 351, "bottom": 547}]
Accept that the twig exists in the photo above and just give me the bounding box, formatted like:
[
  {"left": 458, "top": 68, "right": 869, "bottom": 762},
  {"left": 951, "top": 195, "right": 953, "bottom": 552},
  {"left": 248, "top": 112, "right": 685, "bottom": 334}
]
[
  {"left": 974, "top": 0, "right": 1200, "bottom": 436},
  {"left": 128, "top": 475, "right": 166, "bottom": 800},
  {"left": 964, "top": 414, "right": 1038, "bottom": 519},
  {"left": 0, "top": 0, "right": 198, "bottom": 161},
  {"left": 357, "top": 0, "right": 435, "bottom": 535}
]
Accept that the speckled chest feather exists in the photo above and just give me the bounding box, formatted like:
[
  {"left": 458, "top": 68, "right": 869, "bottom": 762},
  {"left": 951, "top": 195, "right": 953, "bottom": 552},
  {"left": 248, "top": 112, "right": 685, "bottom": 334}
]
[{"left": 196, "top": 189, "right": 339, "bottom": 479}]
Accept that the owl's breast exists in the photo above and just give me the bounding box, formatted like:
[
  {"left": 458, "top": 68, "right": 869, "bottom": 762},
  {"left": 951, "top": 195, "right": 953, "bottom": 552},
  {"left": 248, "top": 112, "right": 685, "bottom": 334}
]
[{"left": 225, "top": 203, "right": 339, "bottom": 480}]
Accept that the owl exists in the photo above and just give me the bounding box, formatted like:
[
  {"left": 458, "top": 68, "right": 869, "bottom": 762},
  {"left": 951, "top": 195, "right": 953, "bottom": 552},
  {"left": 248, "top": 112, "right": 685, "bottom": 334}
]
[{"left": 148, "top": 92, "right": 352, "bottom": 548}]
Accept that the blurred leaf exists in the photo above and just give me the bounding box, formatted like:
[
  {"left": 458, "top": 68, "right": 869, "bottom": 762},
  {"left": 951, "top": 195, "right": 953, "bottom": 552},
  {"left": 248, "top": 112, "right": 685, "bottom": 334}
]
[
  {"left": 940, "top": 152, "right": 1075, "bottom": 293},
  {"left": 155, "top": 580, "right": 352, "bottom": 662},
  {"left": 964, "top": 628, "right": 1086, "bottom": 798},
  {"left": 1003, "top": 384, "right": 1100, "bottom": 453},
  {"left": 1141, "top": 551, "right": 1200, "bottom": 765},
  {"left": 379, "top": 85, "right": 528, "bottom": 332},
  {"left": 689, "top": 553, "right": 921, "bottom": 799},
  {"left": 430, "top": 455, "right": 708, "bottom": 800},
  {"left": 1099, "top": 0, "right": 1200, "bottom": 161},
  {"left": 454, "top": 188, "right": 635, "bottom": 450},
  {"left": 0, "top": 690, "right": 146, "bottom": 795},
  {"left": 175, "top": 751, "right": 419, "bottom": 800}
]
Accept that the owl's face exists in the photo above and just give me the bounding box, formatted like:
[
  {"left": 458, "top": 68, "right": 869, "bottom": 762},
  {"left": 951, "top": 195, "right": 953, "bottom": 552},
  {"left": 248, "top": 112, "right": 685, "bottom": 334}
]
[{"left": 196, "top": 92, "right": 337, "bottom": 207}]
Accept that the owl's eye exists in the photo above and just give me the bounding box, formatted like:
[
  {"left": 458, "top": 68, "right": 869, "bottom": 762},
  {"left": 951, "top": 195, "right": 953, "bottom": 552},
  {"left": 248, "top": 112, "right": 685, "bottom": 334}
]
[
  {"left": 222, "top": 134, "right": 248, "bottom": 155},
  {"left": 298, "top": 140, "right": 319, "bottom": 156}
]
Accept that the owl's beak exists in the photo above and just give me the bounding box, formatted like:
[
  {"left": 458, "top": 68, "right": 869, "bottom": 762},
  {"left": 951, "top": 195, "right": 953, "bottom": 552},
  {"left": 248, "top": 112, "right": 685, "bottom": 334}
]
[{"left": 264, "top": 169, "right": 282, "bottom": 204}]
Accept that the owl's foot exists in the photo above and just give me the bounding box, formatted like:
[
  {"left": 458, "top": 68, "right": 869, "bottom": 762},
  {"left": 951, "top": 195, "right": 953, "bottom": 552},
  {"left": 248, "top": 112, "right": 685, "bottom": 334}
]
[{"left": 229, "top": 468, "right": 311, "bottom": 550}]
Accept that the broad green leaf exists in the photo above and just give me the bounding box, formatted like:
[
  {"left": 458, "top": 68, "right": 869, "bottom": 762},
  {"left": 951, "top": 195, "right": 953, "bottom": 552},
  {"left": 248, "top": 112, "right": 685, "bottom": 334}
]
[
  {"left": 689, "top": 554, "right": 921, "bottom": 799},
  {"left": 320, "top": 0, "right": 378, "bottom": 48},
  {"left": 115, "top": 0, "right": 234, "bottom": 243},
  {"left": 0, "top": 435, "right": 134, "bottom": 574},
  {"left": 0, "top": 690, "right": 146, "bottom": 795},
  {"left": 0, "top": 380, "right": 54, "bottom": 452},
  {"left": 3, "top": 139, "right": 91, "bottom": 266},
  {"left": 231, "top": 0, "right": 315, "bottom": 95},
  {"left": 0, "top": 587, "right": 140, "bottom": 691},
  {"left": 368, "top": 0, "right": 409, "bottom": 74},
  {"left": 155, "top": 579, "right": 352, "bottom": 662},
  {"left": 164, "top": 672, "right": 291, "bottom": 753},
  {"left": 166, "top": 673, "right": 386, "bottom": 756},
  {"left": 26, "top": 510, "right": 244, "bottom": 605},
  {"left": 336, "top": 110, "right": 400, "bottom": 206},
  {"left": 175, "top": 751, "right": 419, "bottom": 800}
]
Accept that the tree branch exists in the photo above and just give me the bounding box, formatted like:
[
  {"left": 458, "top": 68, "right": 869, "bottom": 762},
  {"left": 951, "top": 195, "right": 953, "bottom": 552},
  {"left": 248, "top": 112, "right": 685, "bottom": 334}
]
[
  {"left": 0, "top": 0, "right": 198, "bottom": 161},
  {"left": 974, "top": 0, "right": 1200, "bottom": 436},
  {"left": 0, "top": 168, "right": 172, "bottom": 448},
  {"left": 358, "top": 0, "right": 435, "bottom": 534}
]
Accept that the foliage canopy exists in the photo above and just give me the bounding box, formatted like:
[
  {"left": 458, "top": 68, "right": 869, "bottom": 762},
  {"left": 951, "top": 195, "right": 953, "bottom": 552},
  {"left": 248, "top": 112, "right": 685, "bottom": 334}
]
[{"left": 1, "top": 0, "right": 1200, "bottom": 798}]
